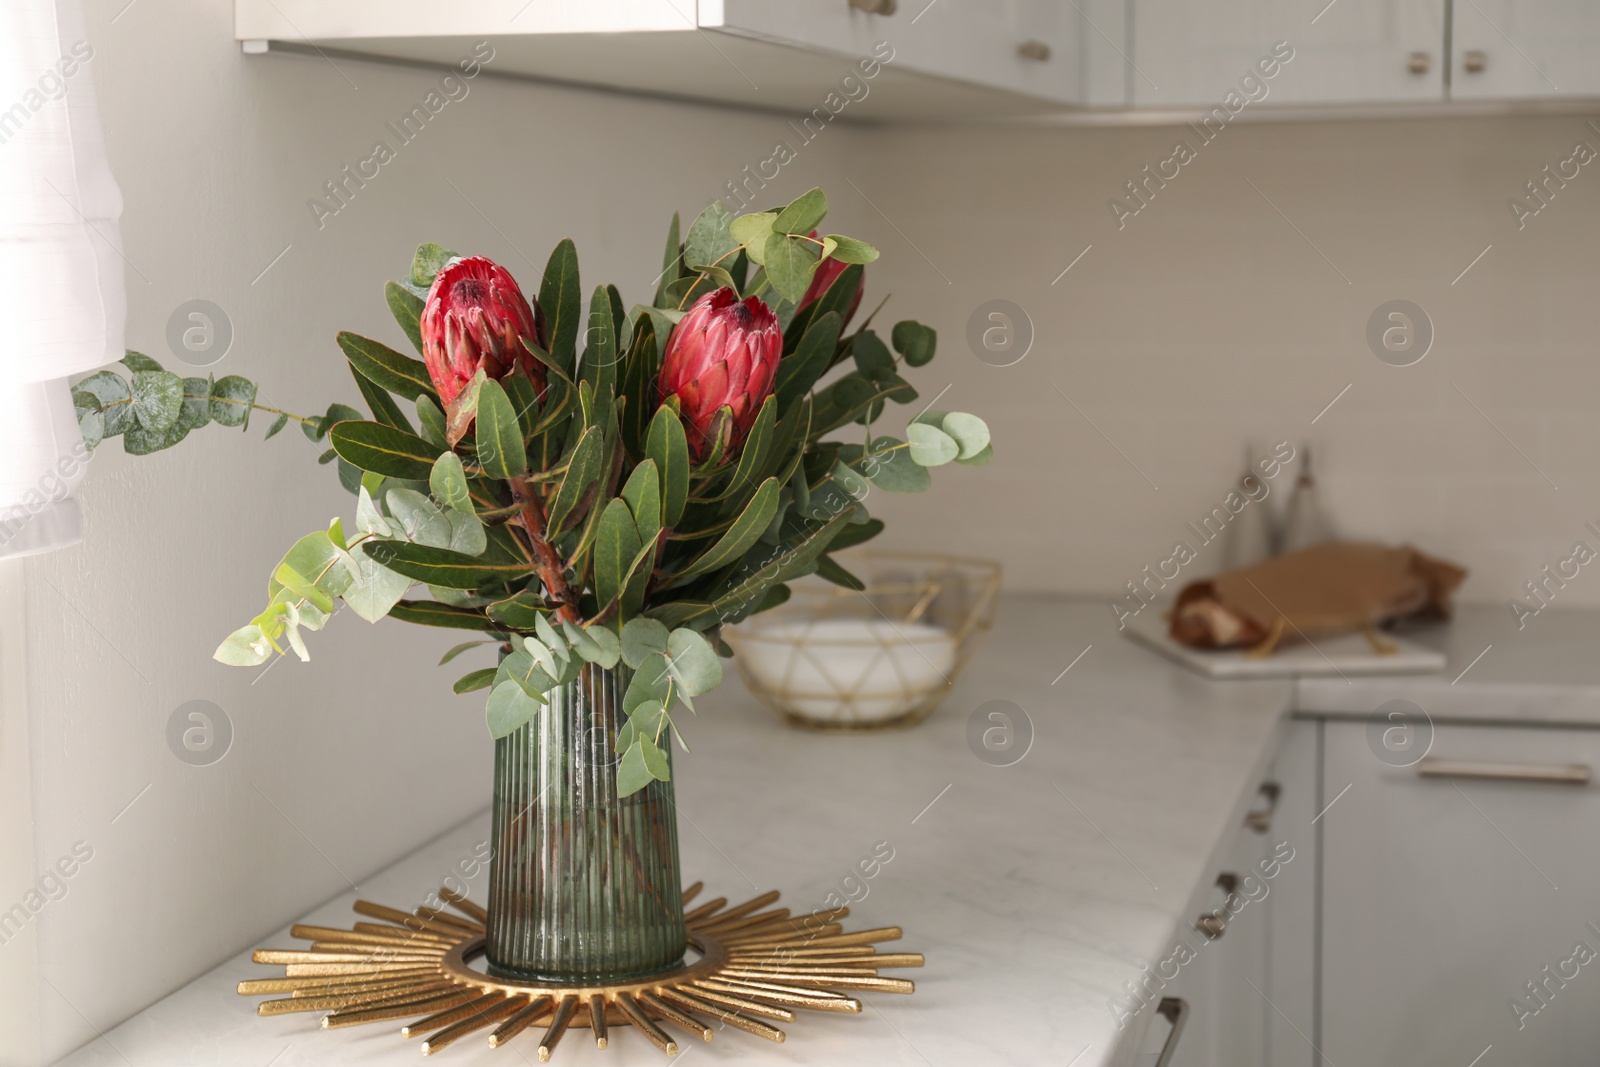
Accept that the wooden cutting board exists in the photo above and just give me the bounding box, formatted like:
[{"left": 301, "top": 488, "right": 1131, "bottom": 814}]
[{"left": 1122, "top": 609, "right": 1447, "bottom": 678}]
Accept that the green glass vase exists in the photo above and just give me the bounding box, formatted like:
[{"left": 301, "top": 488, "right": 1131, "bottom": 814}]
[{"left": 484, "top": 663, "right": 687, "bottom": 981}]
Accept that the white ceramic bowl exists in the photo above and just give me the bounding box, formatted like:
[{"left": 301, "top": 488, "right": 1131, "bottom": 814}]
[{"left": 723, "top": 551, "right": 1000, "bottom": 730}]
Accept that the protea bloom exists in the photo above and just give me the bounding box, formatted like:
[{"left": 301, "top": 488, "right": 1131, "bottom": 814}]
[
  {"left": 420, "top": 256, "right": 547, "bottom": 409},
  {"left": 658, "top": 288, "right": 781, "bottom": 462},
  {"left": 797, "top": 231, "right": 863, "bottom": 326}
]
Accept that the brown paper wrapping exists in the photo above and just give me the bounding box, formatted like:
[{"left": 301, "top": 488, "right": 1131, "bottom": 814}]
[{"left": 1169, "top": 541, "right": 1467, "bottom": 653}]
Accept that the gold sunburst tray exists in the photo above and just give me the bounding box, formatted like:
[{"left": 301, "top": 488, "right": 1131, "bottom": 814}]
[{"left": 239, "top": 881, "right": 920, "bottom": 1059}]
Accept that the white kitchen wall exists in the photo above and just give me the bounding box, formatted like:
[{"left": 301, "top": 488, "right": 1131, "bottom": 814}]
[
  {"left": 852, "top": 115, "right": 1600, "bottom": 622},
  {"left": 10, "top": 2, "right": 1600, "bottom": 1063},
  {"left": 2, "top": 3, "right": 863, "bottom": 1062}
]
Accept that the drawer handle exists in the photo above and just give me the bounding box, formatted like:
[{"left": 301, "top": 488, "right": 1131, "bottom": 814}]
[
  {"left": 1195, "top": 873, "right": 1239, "bottom": 940},
  {"left": 1408, "top": 51, "right": 1431, "bottom": 75},
  {"left": 1463, "top": 49, "right": 1487, "bottom": 74},
  {"left": 1154, "top": 997, "right": 1189, "bottom": 1067},
  {"left": 848, "top": 0, "right": 897, "bottom": 13},
  {"left": 1417, "top": 759, "right": 1591, "bottom": 785},
  {"left": 1017, "top": 40, "right": 1051, "bottom": 62},
  {"left": 1244, "top": 781, "right": 1281, "bottom": 834}
]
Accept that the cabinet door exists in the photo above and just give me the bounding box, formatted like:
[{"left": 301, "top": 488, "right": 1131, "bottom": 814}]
[
  {"left": 1451, "top": 0, "right": 1600, "bottom": 99},
  {"left": 712, "top": 0, "right": 1081, "bottom": 104},
  {"left": 1322, "top": 721, "right": 1600, "bottom": 1066},
  {"left": 1264, "top": 720, "right": 1319, "bottom": 1067},
  {"left": 1132, "top": 0, "right": 1445, "bottom": 108},
  {"left": 1165, "top": 784, "right": 1282, "bottom": 1067}
]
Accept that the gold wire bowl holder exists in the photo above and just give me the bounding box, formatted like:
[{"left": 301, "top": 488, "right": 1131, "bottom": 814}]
[
  {"left": 724, "top": 551, "right": 1001, "bottom": 732},
  {"left": 240, "top": 882, "right": 920, "bottom": 1060}
]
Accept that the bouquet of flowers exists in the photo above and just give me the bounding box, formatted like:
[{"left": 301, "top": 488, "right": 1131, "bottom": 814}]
[{"left": 72, "top": 187, "right": 990, "bottom": 794}]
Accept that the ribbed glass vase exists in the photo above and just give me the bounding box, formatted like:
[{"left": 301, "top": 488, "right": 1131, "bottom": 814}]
[{"left": 485, "top": 663, "right": 687, "bottom": 981}]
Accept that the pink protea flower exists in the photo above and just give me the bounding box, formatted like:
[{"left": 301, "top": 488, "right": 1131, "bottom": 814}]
[
  {"left": 658, "top": 287, "right": 781, "bottom": 462},
  {"left": 797, "top": 231, "right": 864, "bottom": 327},
  {"left": 420, "top": 256, "right": 547, "bottom": 409}
]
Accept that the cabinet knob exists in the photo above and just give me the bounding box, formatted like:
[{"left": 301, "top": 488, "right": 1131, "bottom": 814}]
[
  {"left": 1463, "top": 49, "right": 1488, "bottom": 74},
  {"left": 1244, "top": 781, "right": 1281, "bottom": 834},
  {"left": 849, "top": 0, "right": 897, "bottom": 13},
  {"left": 1195, "top": 872, "right": 1241, "bottom": 940},
  {"left": 1017, "top": 40, "right": 1051, "bottom": 62},
  {"left": 1407, "top": 51, "right": 1431, "bottom": 75}
]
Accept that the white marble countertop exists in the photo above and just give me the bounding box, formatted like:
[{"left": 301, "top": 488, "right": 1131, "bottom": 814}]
[
  {"left": 55, "top": 595, "right": 1299, "bottom": 1067},
  {"left": 57, "top": 597, "right": 1600, "bottom": 1067},
  {"left": 1296, "top": 605, "right": 1600, "bottom": 726}
]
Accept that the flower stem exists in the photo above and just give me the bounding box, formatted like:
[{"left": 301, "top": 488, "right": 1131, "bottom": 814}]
[{"left": 512, "top": 478, "right": 580, "bottom": 623}]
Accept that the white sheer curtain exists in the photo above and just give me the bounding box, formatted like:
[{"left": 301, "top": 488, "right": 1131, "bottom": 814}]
[{"left": 0, "top": 0, "right": 124, "bottom": 558}]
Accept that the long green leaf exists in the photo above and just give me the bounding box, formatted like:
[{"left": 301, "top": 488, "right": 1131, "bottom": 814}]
[
  {"left": 579, "top": 286, "right": 618, "bottom": 430},
  {"left": 351, "top": 362, "right": 417, "bottom": 434},
  {"left": 337, "top": 332, "right": 437, "bottom": 402},
  {"left": 720, "top": 394, "right": 776, "bottom": 498},
  {"left": 486, "top": 587, "right": 547, "bottom": 630},
  {"left": 545, "top": 425, "right": 605, "bottom": 535},
  {"left": 539, "top": 239, "right": 581, "bottom": 377},
  {"left": 676, "top": 478, "right": 780, "bottom": 580},
  {"left": 620, "top": 459, "right": 661, "bottom": 547},
  {"left": 387, "top": 599, "right": 497, "bottom": 631},
  {"left": 475, "top": 380, "right": 527, "bottom": 480},
  {"left": 827, "top": 517, "right": 884, "bottom": 553},
  {"left": 709, "top": 507, "right": 856, "bottom": 620},
  {"left": 644, "top": 600, "right": 714, "bottom": 630},
  {"left": 618, "top": 318, "right": 659, "bottom": 457},
  {"left": 453, "top": 667, "right": 497, "bottom": 693},
  {"left": 329, "top": 421, "right": 437, "bottom": 480},
  {"left": 815, "top": 554, "right": 866, "bottom": 591},
  {"left": 384, "top": 280, "right": 426, "bottom": 355},
  {"left": 364, "top": 542, "right": 533, "bottom": 589},
  {"left": 620, "top": 535, "right": 655, "bottom": 623},
  {"left": 645, "top": 407, "right": 689, "bottom": 527},
  {"left": 653, "top": 212, "right": 682, "bottom": 306},
  {"left": 785, "top": 264, "right": 861, "bottom": 351},
  {"left": 767, "top": 393, "right": 812, "bottom": 487},
  {"left": 774, "top": 312, "right": 841, "bottom": 411},
  {"left": 594, "top": 499, "right": 643, "bottom": 616}
]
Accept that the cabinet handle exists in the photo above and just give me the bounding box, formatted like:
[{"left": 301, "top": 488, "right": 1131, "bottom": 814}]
[
  {"left": 1463, "top": 50, "right": 1487, "bottom": 74},
  {"left": 1417, "top": 759, "right": 1590, "bottom": 785},
  {"left": 1017, "top": 40, "right": 1051, "bottom": 62},
  {"left": 848, "top": 0, "right": 897, "bottom": 13},
  {"left": 1154, "top": 997, "right": 1190, "bottom": 1067},
  {"left": 1408, "top": 51, "right": 1431, "bottom": 75},
  {"left": 1244, "top": 781, "right": 1281, "bottom": 834},
  {"left": 1195, "top": 873, "right": 1240, "bottom": 940}
]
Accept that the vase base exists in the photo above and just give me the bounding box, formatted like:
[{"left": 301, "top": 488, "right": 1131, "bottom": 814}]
[
  {"left": 483, "top": 955, "right": 689, "bottom": 987},
  {"left": 239, "top": 881, "right": 921, "bottom": 1059}
]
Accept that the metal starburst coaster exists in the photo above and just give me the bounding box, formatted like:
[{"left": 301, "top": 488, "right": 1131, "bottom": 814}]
[{"left": 239, "top": 882, "right": 921, "bottom": 1059}]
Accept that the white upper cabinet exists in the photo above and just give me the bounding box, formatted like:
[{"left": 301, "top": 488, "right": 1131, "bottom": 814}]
[
  {"left": 1451, "top": 0, "right": 1600, "bottom": 100},
  {"left": 233, "top": 0, "right": 1083, "bottom": 120},
  {"left": 234, "top": 0, "right": 1600, "bottom": 116},
  {"left": 714, "top": 1, "right": 1080, "bottom": 106},
  {"left": 1131, "top": 0, "right": 1447, "bottom": 108}
]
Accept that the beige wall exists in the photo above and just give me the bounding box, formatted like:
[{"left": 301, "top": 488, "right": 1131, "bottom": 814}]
[{"left": 852, "top": 114, "right": 1600, "bottom": 620}]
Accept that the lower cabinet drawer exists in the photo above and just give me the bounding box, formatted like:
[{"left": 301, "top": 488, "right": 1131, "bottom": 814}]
[{"left": 1322, "top": 719, "right": 1600, "bottom": 1066}]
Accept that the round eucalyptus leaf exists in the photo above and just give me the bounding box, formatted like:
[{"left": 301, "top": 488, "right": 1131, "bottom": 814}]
[
  {"left": 907, "top": 422, "right": 959, "bottom": 466},
  {"left": 939, "top": 412, "right": 990, "bottom": 460}
]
